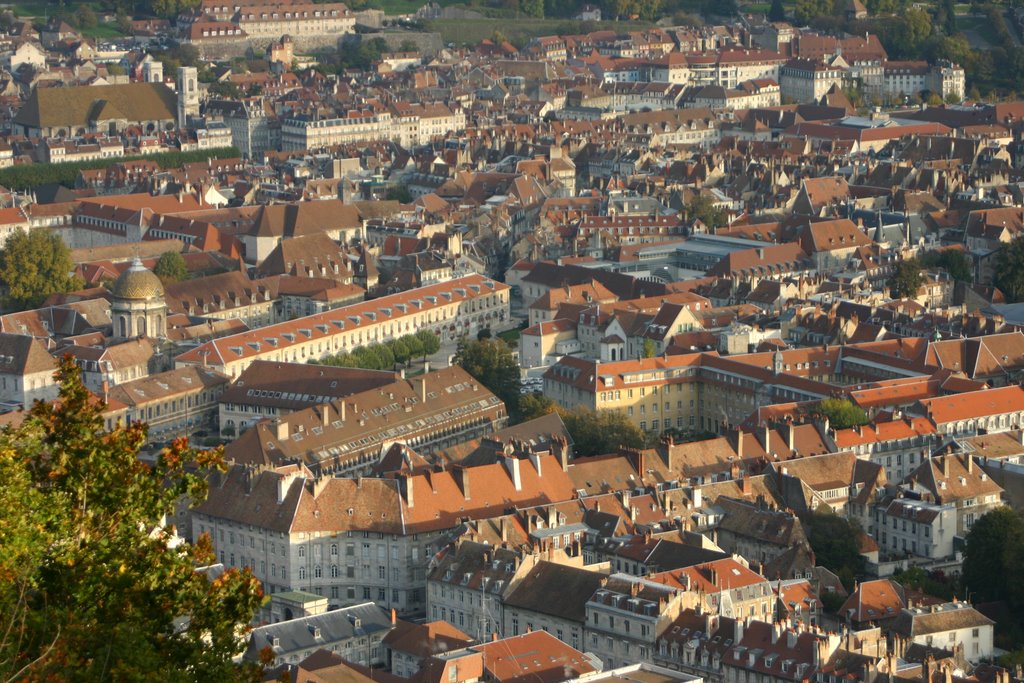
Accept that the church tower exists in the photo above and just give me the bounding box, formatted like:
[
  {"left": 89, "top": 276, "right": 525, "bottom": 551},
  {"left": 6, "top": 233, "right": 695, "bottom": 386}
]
[{"left": 177, "top": 66, "right": 199, "bottom": 129}]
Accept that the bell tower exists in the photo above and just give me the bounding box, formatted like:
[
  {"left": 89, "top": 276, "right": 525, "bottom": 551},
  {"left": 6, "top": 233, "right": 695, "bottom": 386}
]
[{"left": 177, "top": 66, "right": 199, "bottom": 129}]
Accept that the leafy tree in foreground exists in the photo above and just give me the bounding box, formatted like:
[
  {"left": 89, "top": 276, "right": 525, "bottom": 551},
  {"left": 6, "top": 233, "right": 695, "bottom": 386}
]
[
  {"left": 768, "top": 0, "right": 786, "bottom": 21},
  {"left": 805, "top": 507, "right": 866, "bottom": 590},
  {"left": 0, "top": 229, "right": 82, "bottom": 311},
  {"left": 888, "top": 259, "right": 924, "bottom": 298},
  {"left": 815, "top": 397, "right": 869, "bottom": 429},
  {"left": 963, "top": 507, "right": 1024, "bottom": 606},
  {"left": 518, "top": 392, "right": 556, "bottom": 422},
  {"left": 0, "top": 357, "right": 263, "bottom": 681},
  {"left": 558, "top": 406, "right": 644, "bottom": 457},
  {"left": 995, "top": 236, "right": 1024, "bottom": 302},
  {"left": 454, "top": 337, "right": 521, "bottom": 416},
  {"left": 154, "top": 250, "right": 189, "bottom": 283},
  {"left": 919, "top": 249, "right": 972, "bottom": 283}
]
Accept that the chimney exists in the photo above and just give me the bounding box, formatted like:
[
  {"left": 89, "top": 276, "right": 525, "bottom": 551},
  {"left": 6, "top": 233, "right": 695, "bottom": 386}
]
[
  {"left": 737, "top": 429, "right": 744, "bottom": 458},
  {"left": 554, "top": 435, "right": 570, "bottom": 472},
  {"left": 276, "top": 420, "right": 289, "bottom": 441},
  {"left": 319, "top": 403, "right": 329, "bottom": 428},
  {"left": 277, "top": 473, "right": 294, "bottom": 504},
  {"left": 339, "top": 400, "right": 346, "bottom": 422},
  {"left": 941, "top": 456, "right": 949, "bottom": 478},
  {"left": 500, "top": 517, "right": 508, "bottom": 543},
  {"left": 456, "top": 465, "right": 471, "bottom": 500},
  {"left": 964, "top": 453, "right": 973, "bottom": 474},
  {"left": 420, "top": 377, "right": 427, "bottom": 403},
  {"left": 400, "top": 474, "right": 414, "bottom": 508},
  {"left": 741, "top": 475, "right": 751, "bottom": 495},
  {"left": 787, "top": 423, "right": 794, "bottom": 452},
  {"left": 529, "top": 452, "right": 542, "bottom": 477},
  {"left": 692, "top": 486, "right": 702, "bottom": 509},
  {"left": 505, "top": 456, "right": 522, "bottom": 491},
  {"left": 391, "top": 608, "right": 397, "bottom": 625}
]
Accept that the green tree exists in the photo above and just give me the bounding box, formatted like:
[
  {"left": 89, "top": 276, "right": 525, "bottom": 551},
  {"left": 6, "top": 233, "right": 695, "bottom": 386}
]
[
  {"left": 401, "top": 334, "right": 424, "bottom": 359},
  {"left": 794, "top": 0, "right": 830, "bottom": 23},
  {"left": 0, "top": 357, "right": 263, "bottom": 680},
  {"left": 805, "top": 508, "right": 866, "bottom": 589},
  {"left": 385, "top": 186, "right": 412, "bottom": 203},
  {"left": 642, "top": 338, "right": 657, "bottom": 358},
  {"left": 74, "top": 4, "right": 98, "bottom": 28},
  {"left": 768, "top": 0, "right": 786, "bottom": 21},
  {"left": 815, "top": 397, "right": 869, "bottom": 429},
  {"left": 391, "top": 338, "right": 411, "bottom": 365},
  {"left": 686, "top": 194, "right": 727, "bottom": 231},
  {"left": 521, "top": 0, "right": 545, "bottom": 17},
  {"left": 900, "top": 7, "right": 932, "bottom": 52},
  {"left": 995, "top": 235, "right": 1024, "bottom": 302},
  {"left": 919, "top": 249, "right": 972, "bottom": 282},
  {"left": 558, "top": 406, "right": 644, "bottom": 456},
  {"left": 454, "top": 337, "right": 521, "bottom": 414},
  {"left": 518, "top": 393, "right": 556, "bottom": 422},
  {"left": 0, "top": 229, "right": 81, "bottom": 311},
  {"left": 888, "top": 259, "right": 924, "bottom": 298},
  {"left": 153, "top": 251, "right": 188, "bottom": 283},
  {"left": 963, "top": 507, "right": 1024, "bottom": 605},
  {"left": 416, "top": 329, "right": 441, "bottom": 358}
]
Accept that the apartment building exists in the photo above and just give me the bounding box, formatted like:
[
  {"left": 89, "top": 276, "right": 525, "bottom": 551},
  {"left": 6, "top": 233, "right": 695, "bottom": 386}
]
[
  {"left": 217, "top": 361, "right": 397, "bottom": 435},
  {"left": 584, "top": 575, "right": 686, "bottom": 669},
  {"left": 176, "top": 275, "right": 511, "bottom": 378},
  {"left": 191, "top": 451, "right": 576, "bottom": 615},
  {"left": 0, "top": 332, "right": 59, "bottom": 410},
  {"left": 222, "top": 365, "right": 509, "bottom": 474},
  {"left": 105, "top": 366, "right": 229, "bottom": 439},
  {"left": 872, "top": 496, "right": 957, "bottom": 560},
  {"left": 502, "top": 562, "right": 606, "bottom": 650}
]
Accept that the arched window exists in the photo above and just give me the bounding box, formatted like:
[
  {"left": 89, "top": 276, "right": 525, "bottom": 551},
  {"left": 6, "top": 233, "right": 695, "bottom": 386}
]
[
  {"left": 314, "top": 565, "right": 322, "bottom": 579},
  {"left": 299, "top": 567, "right": 306, "bottom": 580},
  {"left": 119, "top": 316, "right": 128, "bottom": 338},
  {"left": 298, "top": 546, "right": 306, "bottom": 558},
  {"left": 331, "top": 565, "right": 339, "bottom": 578},
  {"left": 137, "top": 316, "right": 146, "bottom": 337}
]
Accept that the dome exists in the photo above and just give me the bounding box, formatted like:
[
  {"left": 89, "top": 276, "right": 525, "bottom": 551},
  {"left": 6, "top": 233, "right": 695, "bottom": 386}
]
[{"left": 112, "top": 258, "right": 164, "bottom": 301}]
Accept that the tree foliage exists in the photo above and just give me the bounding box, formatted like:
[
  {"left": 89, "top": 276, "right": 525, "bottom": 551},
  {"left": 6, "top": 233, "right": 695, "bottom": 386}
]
[
  {"left": 995, "top": 235, "right": 1024, "bottom": 302},
  {"left": 0, "top": 229, "right": 82, "bottom": 311},
  {"left": 919, "top": 249, "right": 972, "bottom": 282},
  {"left": 963, "top": 507, "right": 1024, "bottom": 605},
  {"left": 0, "top": 147, "right": 240, "bottom": 192},
  {"left": 815, "top": 398, "right": 869, "bottom": 429},
  {"left": 686, "top": 194, "right": 727, "bottom": 231},
  {"left": 154, "top": 251, "right": 188, "bottom": 283},
  {"left": 454, "top": 337, "right": 521, "bottom": 416},
  {"left": 558, "top": 406, "right": 645, "bottom": 456},
  {"left": 314, "top": 331, "right": 439, "bottom": 371},
  {"left": 794, "top": 0, "right": 831, "bottom": 24},
  {"left": 805, "top": 508, "right": 866, "bottom": 589},
  {"left": 888, "top": 259, "right": 924, "bottom": 298},
  {"left": 518, "top": 393, "right": 556, "bottom": 422},
  {"left": 768, "top": 0, "right": 786, "bottom": 21},
  {"left": 0, "top": 357, "right": 263, "bottom": 680}
]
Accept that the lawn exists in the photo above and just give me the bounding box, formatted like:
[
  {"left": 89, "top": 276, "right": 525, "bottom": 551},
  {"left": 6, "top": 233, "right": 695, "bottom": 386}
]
[
  {"left": 370, "top": 0, "right": 464, "bottom": 14},
  {"left": 82, "top": 23, "right": 129, "bottom": 39},
  {"left": 424, "top": 17, "right": 654, "bottom": 46},
  {"left": 957, "top": 15, "right": 999, "bottom": 45},
  {"left": 498, "top": 328, "right": 522, "bottom": 345},
  {"left": 5, "top": 0, "right": 102, "bottom": 17}
]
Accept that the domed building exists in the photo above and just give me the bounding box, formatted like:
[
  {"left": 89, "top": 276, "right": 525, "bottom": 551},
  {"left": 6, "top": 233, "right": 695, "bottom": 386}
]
[{"left": 110, "top": 258, "right": 167, "bottom": 341}]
